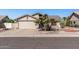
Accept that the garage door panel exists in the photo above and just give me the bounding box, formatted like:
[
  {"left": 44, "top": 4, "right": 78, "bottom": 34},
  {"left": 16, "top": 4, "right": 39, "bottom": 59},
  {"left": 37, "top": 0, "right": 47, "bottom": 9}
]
[{"left": 19, "top": 22, "right": 37, "bottom": 29}]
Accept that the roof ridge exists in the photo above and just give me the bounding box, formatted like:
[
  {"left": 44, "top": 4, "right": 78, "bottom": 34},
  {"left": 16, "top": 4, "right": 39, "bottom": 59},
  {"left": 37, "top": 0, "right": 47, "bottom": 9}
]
[{"left": 16, "top": 14, "right": 39, "bottom": 20}]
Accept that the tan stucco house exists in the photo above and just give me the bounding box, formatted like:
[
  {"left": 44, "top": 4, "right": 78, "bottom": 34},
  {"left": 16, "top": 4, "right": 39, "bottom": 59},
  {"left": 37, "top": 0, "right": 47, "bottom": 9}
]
[
  {"left": 16, "top": 14, "right": 39, "bottom": 29},
  {"left": 16, "top": 13, "right": 61, "bottom": 29},
  {"left": 69, "top": 12, "right": 79, "bottom": 27}
]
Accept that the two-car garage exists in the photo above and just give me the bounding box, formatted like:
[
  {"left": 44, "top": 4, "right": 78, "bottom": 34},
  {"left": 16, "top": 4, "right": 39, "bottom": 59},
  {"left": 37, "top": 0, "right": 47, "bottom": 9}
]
[
  {"left": 17, "top": 15, "right": 38, "bottom": 29},
  {"left": 18, "top": 21, "right": 37, "bottom": 29}
]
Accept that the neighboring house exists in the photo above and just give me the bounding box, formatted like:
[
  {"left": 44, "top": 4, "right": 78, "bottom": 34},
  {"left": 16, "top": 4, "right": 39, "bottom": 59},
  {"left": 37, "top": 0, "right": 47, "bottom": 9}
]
[
  {"left": 48, "top": 15, "right": 61, "bottom": 30},
  {"left": 16, "top": 13, "right": 61, "bottom": 29},
  {"left": 69, "top": 12, "right": 79, "bottom": 27},
  {"left": 48, "top": 15, "right": 61, "bottom": 22},
  {"left": 0, "top": 16, "right": 9, "bottom": 28}
]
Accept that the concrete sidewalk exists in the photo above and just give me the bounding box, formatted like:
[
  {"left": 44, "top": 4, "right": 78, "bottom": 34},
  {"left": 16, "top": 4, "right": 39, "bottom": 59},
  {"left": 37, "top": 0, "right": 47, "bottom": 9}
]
[{"left": 0, "top": 29, "right": 79, "bottom": 37}]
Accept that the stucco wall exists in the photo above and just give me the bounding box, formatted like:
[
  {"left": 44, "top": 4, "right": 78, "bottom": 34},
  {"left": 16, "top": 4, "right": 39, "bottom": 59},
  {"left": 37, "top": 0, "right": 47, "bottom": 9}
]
[
  {"left": 27, "top": 17, "right": 36, "bottom": 21},
  {"left": 18, "top": 17, "right": 27, "bottom": 21},
  {"left": 12, "top": 23, "right": 19, "bottom": 29},
  {"left": 4, "top": 23, "right": 13, "bottom": 29}
]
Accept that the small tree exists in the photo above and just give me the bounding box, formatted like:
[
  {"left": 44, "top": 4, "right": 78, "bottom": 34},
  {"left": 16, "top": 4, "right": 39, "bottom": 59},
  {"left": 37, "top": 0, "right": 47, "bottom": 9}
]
[
  {"left": 60, "top": 17, "right": 70, "bottom": 28},
  {"left": 63, "top": 17, "right": 67, "bottom": 21},
  {"left": 34, "top": 14, "right": 50, "bottom": 31},
  {"left": 60, "top": 17, "right": 67, "bottom": 28},
  {"left": 5, "top": 19, "right": 15, "bottom": 23},
  {"left": 43, "top": 14, "right": 50, "bottom": 31},
  {"left": 60, "top": 20, "right": 65, "bottom": 28},
  {"left": 66, "top": 17, "right": 70, "bottom": 26},
  {"left": 34, "top": 14, "right": 44, "bottom": 30},
  {"left": 34, "top": 14, "right": 60, "bottom": 31},
  {"left": 66, "top": 20, "right": 70, "bottom": 26}
]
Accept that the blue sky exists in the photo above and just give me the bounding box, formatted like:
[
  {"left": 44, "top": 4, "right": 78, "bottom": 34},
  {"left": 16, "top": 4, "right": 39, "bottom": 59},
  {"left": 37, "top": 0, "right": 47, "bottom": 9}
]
[{"left": 0, "top": 9, "right": 79, "bottom": 19}]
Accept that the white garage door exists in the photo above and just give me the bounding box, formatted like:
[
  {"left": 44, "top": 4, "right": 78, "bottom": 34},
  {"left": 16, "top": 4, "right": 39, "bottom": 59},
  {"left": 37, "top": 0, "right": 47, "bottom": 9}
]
[{"left": 19, "top": 22, "right": 37, "bottom": 29}]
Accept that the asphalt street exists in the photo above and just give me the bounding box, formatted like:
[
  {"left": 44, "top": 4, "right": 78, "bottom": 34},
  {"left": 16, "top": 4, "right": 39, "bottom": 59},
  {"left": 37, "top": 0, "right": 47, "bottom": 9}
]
[{"left": 0, "top": 37, "right": 79, "bottom": 49}]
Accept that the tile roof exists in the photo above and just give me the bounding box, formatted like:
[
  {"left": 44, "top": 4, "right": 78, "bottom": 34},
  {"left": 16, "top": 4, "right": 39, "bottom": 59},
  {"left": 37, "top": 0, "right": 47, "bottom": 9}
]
[{"left": 16, "top": 15, "right": 38, "bottom": 20}]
